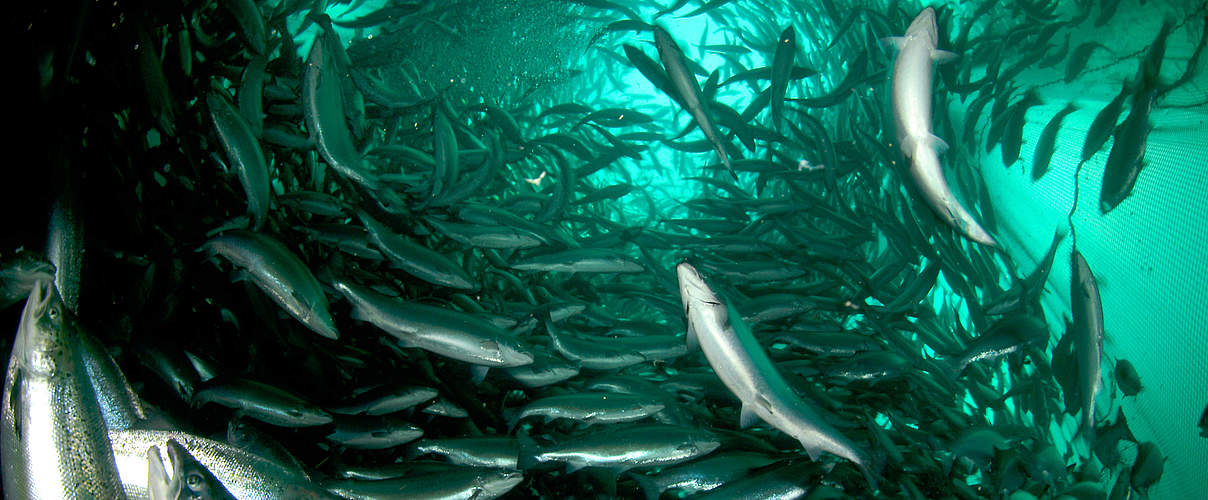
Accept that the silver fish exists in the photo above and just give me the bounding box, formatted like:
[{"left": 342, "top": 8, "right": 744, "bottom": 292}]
[
  {"left": 888, "top": 8, "right": 995, "bottom": 247},
  {"left": 2, "top": 281, "right": 127, "bottom": 498},
  {"left": 676, "top": 262, "right": 877, "bottom": 489},
  {"left": 110, "top": 428, "right": 334, "bottom": 500}
]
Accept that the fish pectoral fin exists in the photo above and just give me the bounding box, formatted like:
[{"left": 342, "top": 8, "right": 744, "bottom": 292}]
[
  {"left": 6, "top": 368, "right": 22, "bottom": 441},
  {"left": 932, "top": 49, "right": 959, "bottom": 63},
  {"left": 925, "top": 134, "right": 950, "bottom": 154},
  {"left": 685, "top": 319, "right": 699, "bottom": 352},
  {"left": 739, "top": 403, "right": 760, "bottom": 429},
  {"left": 880, "top": 36, "right": 906, "bottom": 50}
]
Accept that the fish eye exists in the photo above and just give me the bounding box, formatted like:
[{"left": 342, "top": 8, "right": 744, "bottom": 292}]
[
  {"left": 187, "top": 472, "right": 203, "bottom": 487},
  {"left": 47, "top": 306, "right": 59, "bottom": 320}
]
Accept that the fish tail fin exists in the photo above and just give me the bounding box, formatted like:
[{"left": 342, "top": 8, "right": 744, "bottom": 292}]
[
  {"left": 517, "top": 431, "right": 540, "bottom": 470},
  {"left": 1075, "top": 414, "right": 1098, "bottom": 447},
  {"left": 627, "top": 471, "right": 661, "bottom": 500}
]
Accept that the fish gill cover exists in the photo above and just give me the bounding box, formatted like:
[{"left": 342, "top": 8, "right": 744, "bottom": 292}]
[{"left": 2, "top": 0, "right": 1206, "bottom": 499}]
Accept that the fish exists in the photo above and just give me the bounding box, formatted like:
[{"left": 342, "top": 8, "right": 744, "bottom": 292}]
[
  {"left": 1064, "top": 42, "right": 1110, "bottom": 83},
  {"left": 2, "top": 281, "right": 127, "bottom": 499},
  {"left": 1115, "top": 359, "right": 1143, "bottom": 396},
  {"left": 653, "top": 26, "right": 735, "bottom": 178},
  {"left": 769, "top": 26, "right": 796, "bottom": 131},
  {"left": 887, "top": 8, "right": 996, "bottom": 247},
  {"left": 523, "top": 423, "right": 720, "bottom": 473},
  {"left": 943, "top": 314, "right": 1048, "bottom": 377},
  {"left": 1130, "top": 442, "right": 1165, "bottom": 496},
  {"left": 511, "top": 248, "right": 644, "bottom": 273},
  {"left": 302, "top": 33, "right": 381, "bottom": 192},
  {"left": 676, "top": 262, "right": 877, "bottom": 489},
  {"left": 509, "top": 392, "right": 665, "bottom": 430},
  {"left": 1032, "top": 103, "right": 1079, "bottom": 180},
  {"left": 193, "top": 378, "right": 333, "bottom": 428},
  {"left": 627, "top": 450, "right": 780, "bottom": 500},
  {"left": 1100, "top": 86, "right": 1157, "bottom": 213},
  {"left": 1080, "top": 81, "right": 1130, "bottom": 163},
  {"left": 207, "top": 90, "right": 270, "bottom": 230},
  {"left": 689, "top": 460, "right": 820, "bottom": 499},
  {"left": 223, "top": 0, "right": 267, "bottom": 55},
  {"left": 1000, "top": 90, "right": 1043, "bottom": 167},
  {"left": 201, "top": 230, "right": 339, "bottom": 339},
  {"left": 329, "top": 384, "right": 439, "bottom": 416},
  {"left": 322, "top": 467, "right": 523, "bottom": 500},
  {"left": 409, "top": 436, "right": 520, "bottom": 469},
  {"left": 146, "top": 439, "right": 237, "bottom": 500},
  {"left": 325, "top": 415, "right": 424, "bottom": 450},
  {"left": 109, "top": 428, "right": 333, "bottom": 499},
  {"left": 1200, "top": 404, "right": 1208, "bottom": 438},
  {"left": 334, "top": 280, "right": 533, "bottom": 378},
  {"left": 1070, "top": 250, "right": 1104, "bottom": 440},
  {"left": 356, "top": 210, "right": 478, "bottom": 291}
]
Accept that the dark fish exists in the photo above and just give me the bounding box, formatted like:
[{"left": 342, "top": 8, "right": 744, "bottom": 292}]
[
  {"left": 1064, "top": 42, "right": 1110, "bottom": 83},
  {"left": 1001, "top": 91, "right": 1042, "bottom": 167},
  {"left": 1100, "top": 87, "right": 1157, "bottom": 213},
  {"left": 653, "top": 26, "right": 735, "bottom": 177},
  {"left": 1115, "top": 359, "right": 1142, "bottom": 396},
  {"left": 1130, "top": 442, "right": 1165, "bottom": 496},
  {"left": 1031, "top": 103, "right": 1079, "bottom": 180},
  {"left": 193, "top": 378, "right": 332, "bottom": 428},
  {"left": 770, "top": 26, "right": 796, "bottom": 131},
  {"left": 1200, "top": 404, "right": 1208, "bottom": 437},
  {"left": 1080, "top": 81, "right": 1130, "bottom": 163}
]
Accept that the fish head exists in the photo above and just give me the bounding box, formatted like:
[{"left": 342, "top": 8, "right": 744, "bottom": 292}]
[
  {"left": 497, "top": 339, "right": 535, "bottom": 367},
  {"left": 906, "top": 7, "right": 939, "bottom": 46},
  {"left": 652, "top": 26, "right": 681, "bottom": 58},
  {"left": 285, "top": 404, "right": 334, "bottom": 426},
  {"left": 676, "top": 262, "right": 720, "bottom": 311},
  {"left": 166, "top": 438, "right": 236, "bottom": 500},
  {"left": 15, "top": 280, "right": 72, "bottom": 376},
  {"left": 479, "top": 469, "right": 525, "bottom": 496}
]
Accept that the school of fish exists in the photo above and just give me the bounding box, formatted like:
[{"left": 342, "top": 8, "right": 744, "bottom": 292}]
[{"left": 4, "top": 0, "right": 1206, "bottom": 498}]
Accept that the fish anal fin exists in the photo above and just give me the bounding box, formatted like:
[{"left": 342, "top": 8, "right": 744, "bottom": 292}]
[
  {"left": 739, "top": 403, "right": 760, "bottom": 429},
  {"left": 470, "top": 365, "right": 489, "bottom": 384}
]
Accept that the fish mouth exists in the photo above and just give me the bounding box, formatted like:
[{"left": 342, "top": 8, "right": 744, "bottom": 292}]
[{"left": 21, "top": 279, "right": 52, "bottom": 324}]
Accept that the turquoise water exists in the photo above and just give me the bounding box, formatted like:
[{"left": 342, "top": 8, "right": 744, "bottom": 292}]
[{"left": 3, "top": 0, "right": 1207, "bottom": 498}]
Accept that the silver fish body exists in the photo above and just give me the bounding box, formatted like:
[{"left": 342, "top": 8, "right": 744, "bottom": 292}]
[
  {"left": 110, "top": 429, "right": 334, "bottom": 500},
  {"left": 2, "top": 281, "right": 127, "bottom": 499},
  {"left": 676, "top": 262, "right": 876, "bottom": 489},
  {"left": 889, "top": 8, "right": 995, "bottom": 247},
  {"left": 202, "top": 230, "right": 339, "bottom": 340},
  {"left": 1071, "top": 251, "right": 1104, "bottom": 436}
]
